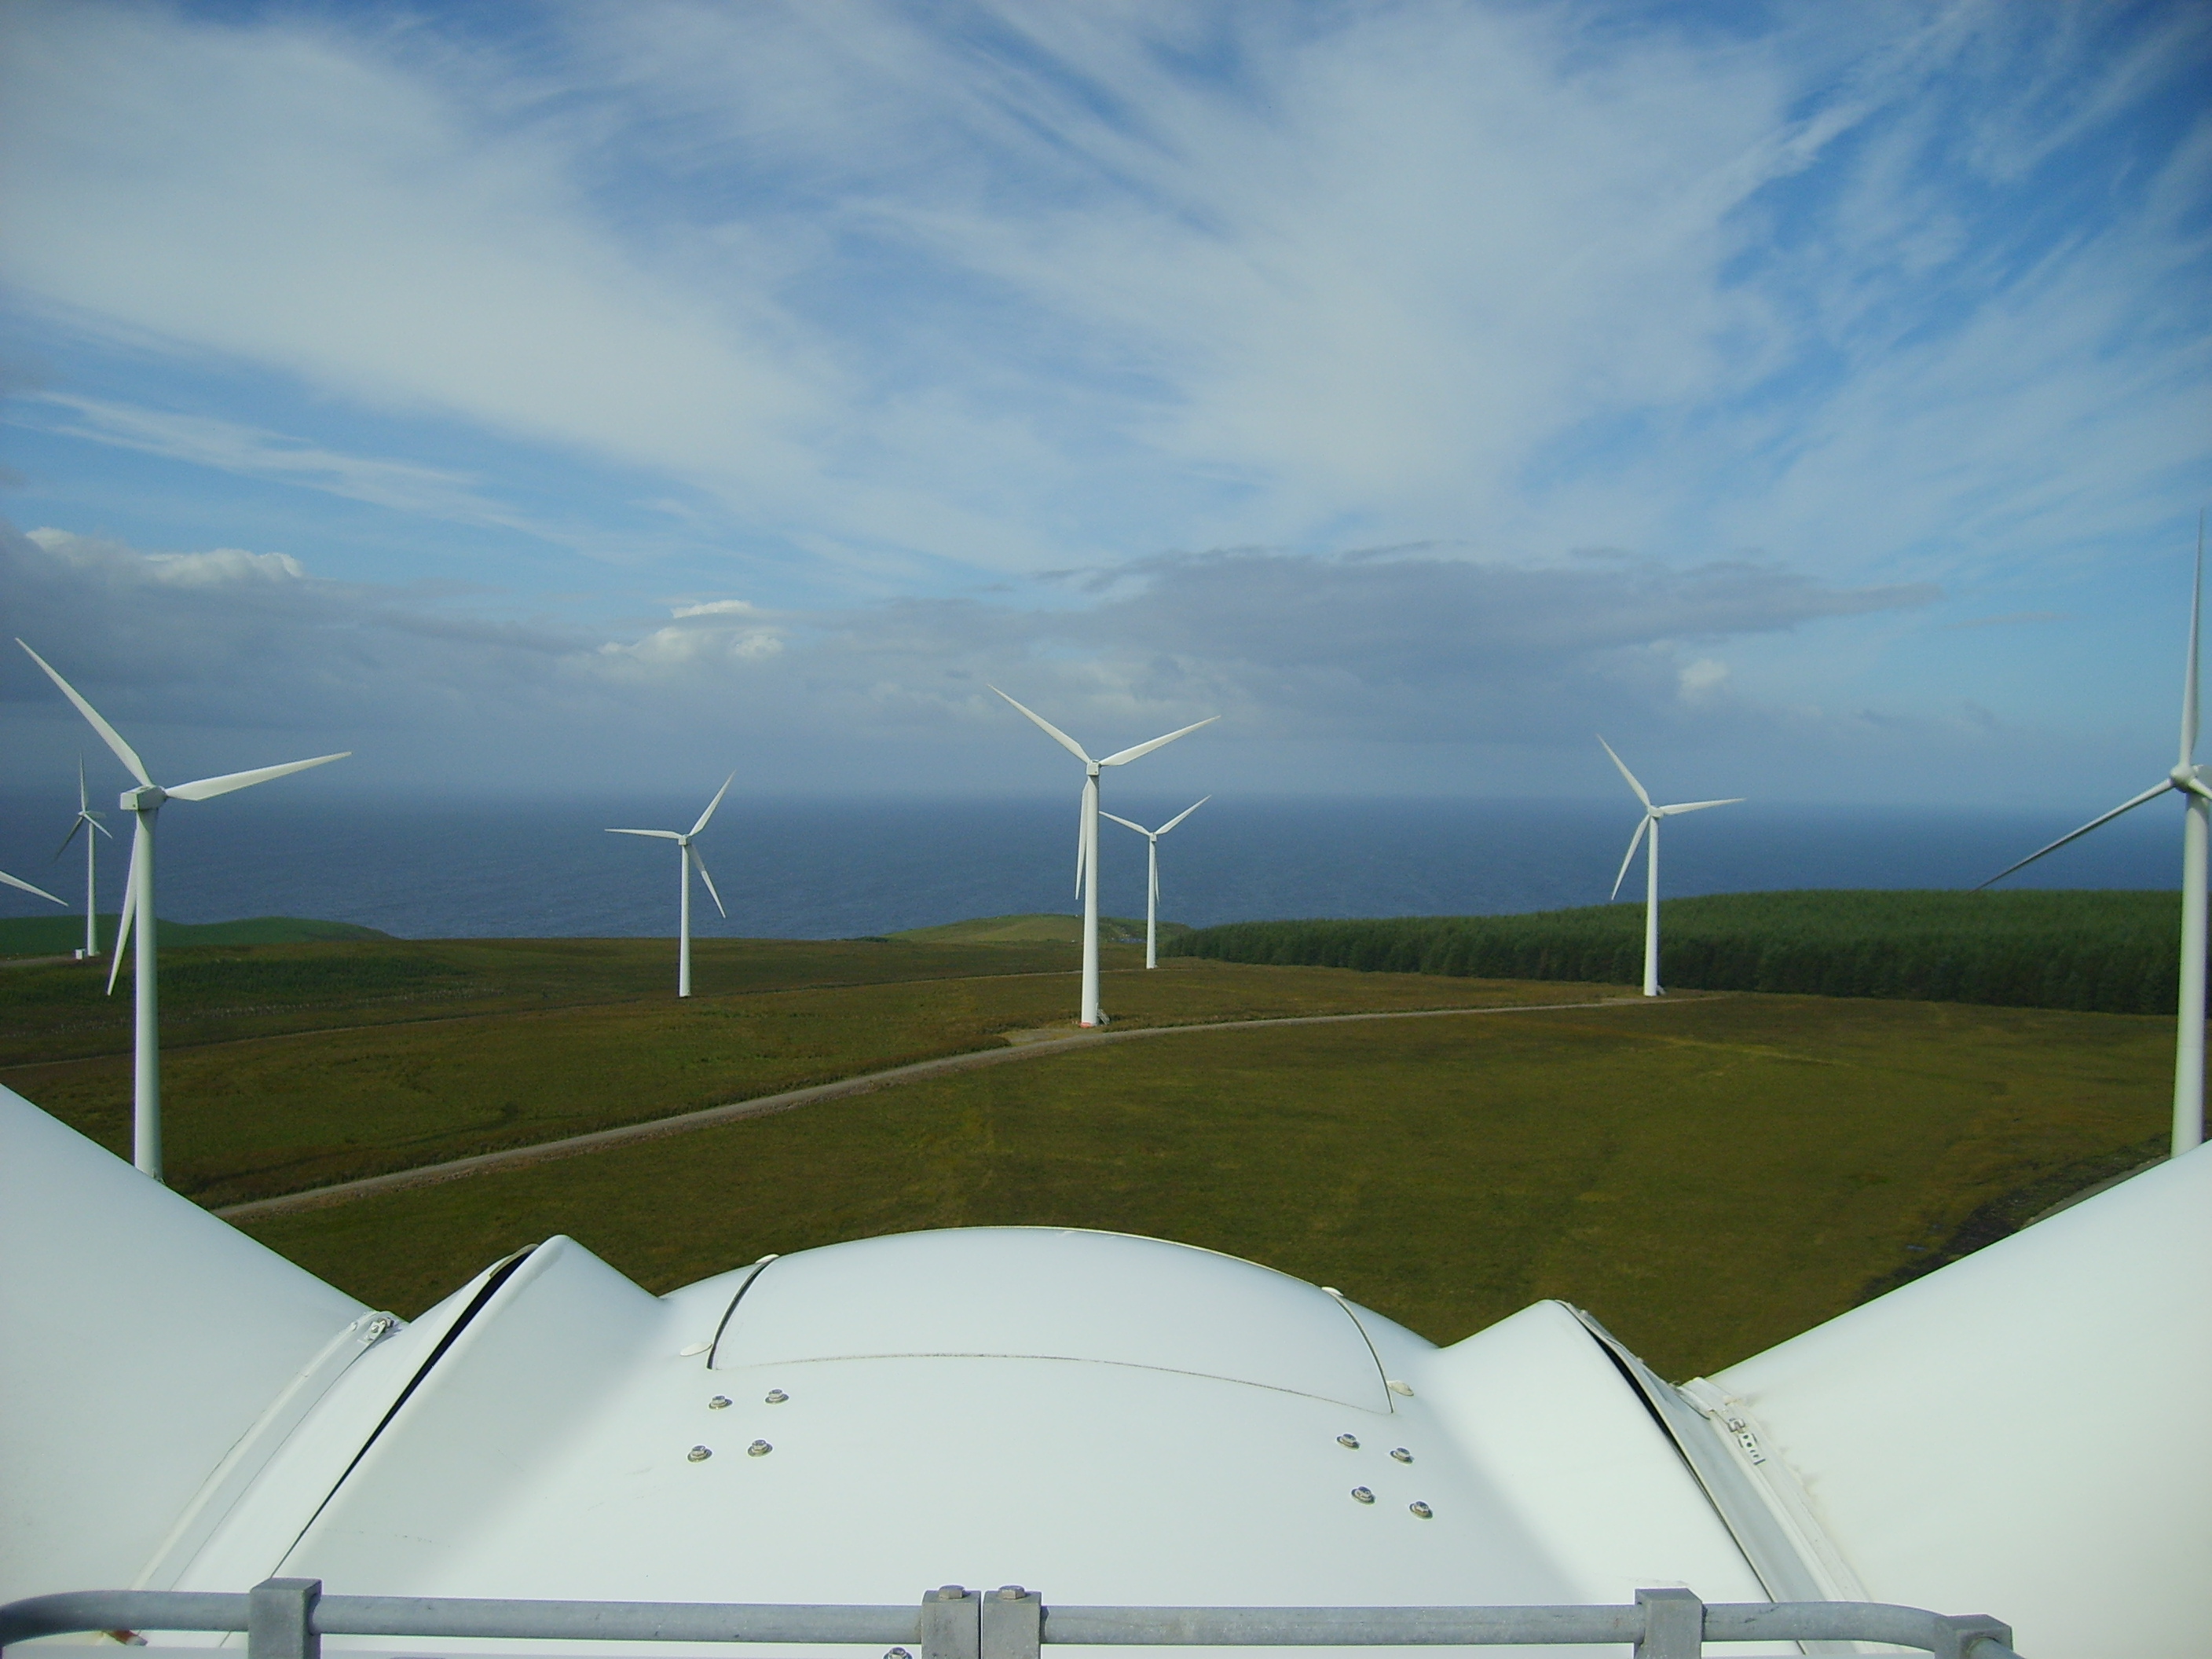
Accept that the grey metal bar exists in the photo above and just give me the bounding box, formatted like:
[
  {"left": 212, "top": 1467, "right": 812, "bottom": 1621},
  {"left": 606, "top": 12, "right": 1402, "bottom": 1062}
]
[
  {"left": 1038, "top": 1608, "right": 1650, "bottom": 1646},
  {"left": 314, "top": 1596, "right": 920, "bottom": 1646},
  {"left": 0, "top": 1588, "right": 2028, "bottom": 1658},
  {"left": 0, "top": 1591, "right": 249, "bottom": 1647},
  {"left": 248, "top": 1581, "right": 322, "bottom": 1659},
  {"left": 1633, "top": 1591, "right": 1700, "bottom": 1659}
]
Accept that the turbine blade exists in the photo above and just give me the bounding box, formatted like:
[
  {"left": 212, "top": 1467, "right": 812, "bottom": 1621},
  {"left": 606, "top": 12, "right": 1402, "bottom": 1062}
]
[
  {"left": 107, "top": 840, "right": 140, "bottom": 994},
  {"left": 167, "top": 752, "right": 348, "bottom": 801},
  {"left": 991, "top": 686, "right": 1094, "bottom": 766},
  {"left": 690, "top": 846, "right": 727, "bottom": 918},
  {"left": 1657, "top": 797, "right": 1746, "bottom": 816},
  {"left": 1101, "top": 715, "right": 1218, "bottom": 767},
  {"left": 56, "top": 819, "right": 84, "bottom": 859},
  {"left": 1100, "top": 811, "right": 1149, "bottom": 834},
  {"left": 1, "top": 868, "right": 64, "bottom": 905},
  {"left": 1597, "top": 735, "right": 1652, "bottom": 809},
  {"left": 1075, "top": 786, "right": 1091, "bottom": 895},
  {"left": 78, "top": 756, "right": 89, "bottom": 815},
  {"left": 17, "top": 641, "right": 152, "bottom": 786},
  {"left": 1158, "top": 795, "right": 1210, "bottom": 835},
  {"left": 607, "top": 827, "right": 682, "bottom": 839},
  {"left": 2186, "top": 509, "right": 2205, "bottom": 767},
  {"left": 690, "top": 771, "right": 737, "bottom": 838},
  {"left": 1975, "top": 779, "right": 2175, "bottom": 890},
  {"left": 90, "top": 816, "right": 113, "bottom": 838},
  {"left": 1610, "top": 815, "right": 1650, "bottom": 902}
]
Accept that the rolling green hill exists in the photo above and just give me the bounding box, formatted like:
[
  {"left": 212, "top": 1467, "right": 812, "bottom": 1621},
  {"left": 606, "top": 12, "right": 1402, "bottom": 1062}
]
[
  {"left": 1168, "top": 889, "right": 2188, "bottom": 1014},
  {"left": 891, "top": 912, "right": 1190, "bottom": 946},
  {"left": 0, "top": 914, "right": 392, "bottom": 958}
]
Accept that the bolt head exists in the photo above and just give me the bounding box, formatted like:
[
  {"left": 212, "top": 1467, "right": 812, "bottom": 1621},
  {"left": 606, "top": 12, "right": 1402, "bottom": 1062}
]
[
  {"left": 686, "top": 1446, "right": 712, "bottom": 1462},
  {"left": 1390, "top": 1447, "right": 1412, "bottom": 1463},
  {"left": 748, "top": 1439, "right": 772, "bottom": 1456},
  {"left": 1350, "top": 1486, "right": 1375, "bottom": 1504},
  {"left": 765, "top": 1389, "right": 788, "bottom": 1403},
  {"left": 1408, "top": 1501, "right": 1434, "bottom": 1518},
  {"left": 936, "top": 1587, "right": 967, "bottom": 1602},
  {"left": 708, "top": 1396, "right": 731, "bottom": 1410},
  {"left": 1336, "top": 1434, "right": 1359, "bottom": 1449},
  {"left": 996, "top": 1587, "right": 1026, "bottom": 1601}
]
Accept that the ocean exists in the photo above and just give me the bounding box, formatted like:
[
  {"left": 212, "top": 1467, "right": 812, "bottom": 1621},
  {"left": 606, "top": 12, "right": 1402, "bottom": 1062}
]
[{"left": 0, "top": 793, "right": 2183, "bottom": 940}]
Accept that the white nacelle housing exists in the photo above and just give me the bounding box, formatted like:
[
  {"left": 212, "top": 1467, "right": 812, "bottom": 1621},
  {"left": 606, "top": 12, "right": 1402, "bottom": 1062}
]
[{"left": 2, "top": 1084, "right": 2205, "bottom": 1657}]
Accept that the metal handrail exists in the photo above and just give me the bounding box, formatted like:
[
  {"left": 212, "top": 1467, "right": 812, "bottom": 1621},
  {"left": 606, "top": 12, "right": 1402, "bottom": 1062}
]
[{"left": 0, "top": 1582, "right": 2022, "bottom": 1659}]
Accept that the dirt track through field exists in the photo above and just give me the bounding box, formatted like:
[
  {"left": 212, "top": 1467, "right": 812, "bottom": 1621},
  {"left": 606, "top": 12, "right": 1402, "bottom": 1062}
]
[{"left": 214, "top": 993, "right": 1667, "bottom": 1221}]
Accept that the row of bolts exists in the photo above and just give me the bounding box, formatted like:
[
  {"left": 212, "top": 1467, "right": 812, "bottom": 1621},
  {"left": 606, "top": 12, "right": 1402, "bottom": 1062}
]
[{"left": 680, "top": 1390, "right": 1435, "bottom": 1518}]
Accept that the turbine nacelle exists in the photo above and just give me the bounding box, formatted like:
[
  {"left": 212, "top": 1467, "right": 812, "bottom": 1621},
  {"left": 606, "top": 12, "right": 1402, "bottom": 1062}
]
[{"left": 121, "top": 785, "right": 167, "bottom": 812}]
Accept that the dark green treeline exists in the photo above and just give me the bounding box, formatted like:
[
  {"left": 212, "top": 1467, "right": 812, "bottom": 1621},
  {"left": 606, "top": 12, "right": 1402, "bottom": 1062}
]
[{"left": 1166, "top": 890, "right": 2190, "bottom": 1015}]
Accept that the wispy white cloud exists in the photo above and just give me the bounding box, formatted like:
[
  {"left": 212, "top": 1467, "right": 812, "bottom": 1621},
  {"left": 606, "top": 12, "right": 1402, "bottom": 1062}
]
[{"left": 2, "top": 0, "right": 2202, "bottom": 596}]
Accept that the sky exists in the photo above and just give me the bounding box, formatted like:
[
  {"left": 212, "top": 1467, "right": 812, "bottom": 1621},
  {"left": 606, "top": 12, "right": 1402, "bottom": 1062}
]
[{"left": 1, "top": 0, "right": 2208, "bottom": 814}]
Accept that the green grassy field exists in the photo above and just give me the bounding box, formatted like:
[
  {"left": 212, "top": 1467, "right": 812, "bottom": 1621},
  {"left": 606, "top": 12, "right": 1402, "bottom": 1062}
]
[
  {"left": 238, "top": 990, "right": 2170, "bottom": 1380},
  {"left": 5, "top": 941, "right": 1602, "bottom": 1208},
  {"left": 1173, "top": 889, "right": 2189, "bottom": 1013},
  {"left": 0, "top": 913, "right": 391, "bottom": 957},
  {"left": 892, "top": 912, "right": 1188, "bottom": 945}
]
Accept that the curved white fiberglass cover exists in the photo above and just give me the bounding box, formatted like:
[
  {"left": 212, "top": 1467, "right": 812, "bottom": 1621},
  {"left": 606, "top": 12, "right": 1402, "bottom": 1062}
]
[{"left": 9, "top": 1087, "right": 2206, "bottom": 1659}]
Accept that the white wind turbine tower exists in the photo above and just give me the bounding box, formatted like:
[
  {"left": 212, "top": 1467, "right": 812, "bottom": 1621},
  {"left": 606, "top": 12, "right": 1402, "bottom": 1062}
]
[
  {"left": 1599, "top": 736, "right": 1743, "bottom": 998},
  {"left": 1977, "top": 511, "right": 2210, "bottom": 1159},
  {"left": 56, "top": 758, "right": 113, "bottom": 958},
  {"left": 991, "top": 688, "right": 1217, "bottom": 1026},
  {"left": 608, "top": 774, "right": 734, "bottom": 998},
  {"left": 1101, "top": 797, "right": 1210, "bottom": 969},
  {"left": 16, "top": 640, "right": 349, "bottom": 1181}
]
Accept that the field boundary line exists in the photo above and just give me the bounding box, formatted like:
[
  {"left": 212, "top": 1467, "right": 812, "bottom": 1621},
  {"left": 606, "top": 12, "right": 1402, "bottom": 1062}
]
[{"left": 212, "top": 992, "right": 1675, "bottom": 1222}]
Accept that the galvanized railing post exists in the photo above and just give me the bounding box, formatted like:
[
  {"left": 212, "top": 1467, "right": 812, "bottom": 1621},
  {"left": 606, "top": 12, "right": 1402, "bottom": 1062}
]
[
  {"left": 921, "top": 1586, "right": 981, "bottom": 1659},
  {"left": 1928, "top": 1613, "right": 2012, "bottom": 1659},
  {"left": 247, "top": 1580, "right": 321, "bottom": 1659},
  {"left": 1634, "top": 1589, "right": 1702, "bottom": 1659},
  {"left": 982, "top": 1586, "right": 1042, "bottom": 1659}
]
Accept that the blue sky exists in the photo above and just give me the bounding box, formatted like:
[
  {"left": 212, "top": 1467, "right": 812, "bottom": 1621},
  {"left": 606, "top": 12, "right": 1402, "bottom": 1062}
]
[{"left": 1, "top": 0, "right": 2207, "bottom": 811}]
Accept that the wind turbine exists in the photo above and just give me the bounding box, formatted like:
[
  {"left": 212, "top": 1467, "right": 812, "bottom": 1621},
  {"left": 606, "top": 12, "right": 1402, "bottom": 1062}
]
[
  {"left": 16, "top": 640, "right": 349, "bottom": 1180},
  {"left": 608, "top": 774, "right": 733, "bottom": 998},
  {"left": 1977, "top": 511, "right": 2210, "bottom": 1159},
  {"left": 1101, "top": 797, "right": 1210, "bottom": 969},
  {"left": 55, "top": 758, "right": 113, "bottom": 958},
  {"left": 1599, "top": 737, "right": 1743, "bottom": 998},
  {"left": 991, "top": 688, "right": 1217, "bottom": 1026}
]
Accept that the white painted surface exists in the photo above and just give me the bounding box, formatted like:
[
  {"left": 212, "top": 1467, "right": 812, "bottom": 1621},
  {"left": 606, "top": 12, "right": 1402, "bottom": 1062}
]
[
  {"left": 0, "top": 1084, "right": 367, "bottom": 1602},
  {"left": 709, "top": 1228, "right": 1391, "bottom": 1408},
  {"left": 1714, "top": 1143, "right": 2212, "bottom": 1659}
]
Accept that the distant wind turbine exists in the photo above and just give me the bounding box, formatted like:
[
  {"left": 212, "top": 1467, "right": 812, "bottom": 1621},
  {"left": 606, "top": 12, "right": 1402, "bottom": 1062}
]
[
  {"left": 1599, "top": 737, "right": 1744, "bottom": 998},
  {"left": 16, "top": 639, "right": 350, "bottom": 1180},
  {"left": 1977, "top": 511, "right": 2210, "bottom": 1158},
  {"left": 1101, "top": 797, "right": 1210, "bottom": 969},
  {"left": 56, "top": 758, "right": 113, "bottom": 958},
  {"left": 991, "top": 688, "right": 1217, "bottom": 1026},
  {"left": 608, "top": 774, "right": 734, "bottom": 998}
]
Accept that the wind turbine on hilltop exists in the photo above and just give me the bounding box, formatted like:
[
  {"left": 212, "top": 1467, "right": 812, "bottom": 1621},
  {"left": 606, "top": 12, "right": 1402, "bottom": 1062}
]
[
  {"left": 991, "top": 688, "right": 1216, "bottom": 1026},
  {"left": 16, "top": 639, "right": 350, "bottom": 1181},
  {"left": 608, "top": 774, "right": 734, "bottom": 998},
  {"left": 1102, "top": 797, "right": 1210, "bottom": 969},
  {"left": 56, "top": 758, "right": 113, "bottom": 958},
  {"left": 1599, "top": 737, "right": 1743, "bottom": 998},
  {"left": 1977, "top": 511, "right": 2210, "bottom": 1159}
]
